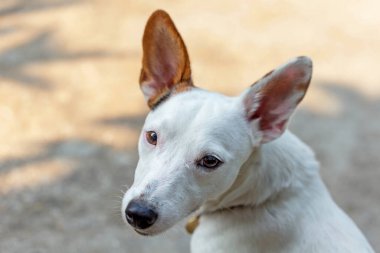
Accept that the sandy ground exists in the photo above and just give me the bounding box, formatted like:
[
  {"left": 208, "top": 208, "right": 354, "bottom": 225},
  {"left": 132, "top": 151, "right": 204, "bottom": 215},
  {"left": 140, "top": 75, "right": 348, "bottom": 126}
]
[{"left": 0, "top": 0, "right": 379, "bottom": 252}]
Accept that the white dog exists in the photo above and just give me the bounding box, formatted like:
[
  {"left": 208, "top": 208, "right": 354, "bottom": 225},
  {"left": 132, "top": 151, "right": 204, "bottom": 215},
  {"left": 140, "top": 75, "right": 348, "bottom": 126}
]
[{"left": 121, "top": 10, "right": 374, "bottom": 253}]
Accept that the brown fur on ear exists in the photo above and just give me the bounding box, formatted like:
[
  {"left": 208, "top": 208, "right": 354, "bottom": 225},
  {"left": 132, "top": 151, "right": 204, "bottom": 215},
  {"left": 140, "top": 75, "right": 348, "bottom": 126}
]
[{"left": 140, "top": 10, "right": 193, "bottom": 109}]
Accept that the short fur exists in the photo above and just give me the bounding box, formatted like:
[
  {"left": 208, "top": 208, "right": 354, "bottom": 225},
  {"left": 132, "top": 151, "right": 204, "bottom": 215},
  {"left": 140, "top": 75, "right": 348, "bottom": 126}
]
[{"left": 121, "top": 10, "right": 374, "bottom": 253}]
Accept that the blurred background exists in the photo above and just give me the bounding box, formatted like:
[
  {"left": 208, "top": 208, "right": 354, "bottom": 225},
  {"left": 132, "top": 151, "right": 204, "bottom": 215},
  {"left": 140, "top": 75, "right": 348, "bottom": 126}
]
[{"left": 0, "top": 0, "right": 379, "bottom": 252}]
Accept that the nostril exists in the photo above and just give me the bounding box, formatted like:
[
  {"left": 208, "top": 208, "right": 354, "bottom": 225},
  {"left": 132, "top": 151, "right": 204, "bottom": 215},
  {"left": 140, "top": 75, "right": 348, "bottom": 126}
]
[
  {"left": 125, "top": 210, "right": 134, "bottom": 224},
  {"left": 125, "top": 200, "right": 158, "bottom": 230}
]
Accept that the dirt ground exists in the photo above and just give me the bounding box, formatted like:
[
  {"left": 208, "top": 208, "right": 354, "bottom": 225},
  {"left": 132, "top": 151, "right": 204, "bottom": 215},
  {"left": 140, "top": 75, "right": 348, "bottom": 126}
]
[{"left": 0, "top": 0, "right": 379, "bottom": 252}]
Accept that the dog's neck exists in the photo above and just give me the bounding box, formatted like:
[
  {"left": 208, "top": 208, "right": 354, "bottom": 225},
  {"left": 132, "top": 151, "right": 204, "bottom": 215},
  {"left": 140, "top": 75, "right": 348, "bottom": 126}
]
[{"left": 201, "top": 131, "right": 320, "bottom": 213}]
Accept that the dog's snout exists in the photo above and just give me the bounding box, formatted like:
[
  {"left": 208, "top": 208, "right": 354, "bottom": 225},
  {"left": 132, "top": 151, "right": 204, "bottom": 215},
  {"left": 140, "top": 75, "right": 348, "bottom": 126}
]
[{"left": 125, "top": 200, "right": 158, "bottom": 230}]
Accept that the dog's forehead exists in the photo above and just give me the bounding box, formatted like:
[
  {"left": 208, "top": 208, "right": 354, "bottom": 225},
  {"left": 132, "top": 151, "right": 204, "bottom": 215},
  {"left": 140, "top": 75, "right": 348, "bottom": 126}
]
[{"left": 145, "top": 89, "right": 242, "bottom": 133}]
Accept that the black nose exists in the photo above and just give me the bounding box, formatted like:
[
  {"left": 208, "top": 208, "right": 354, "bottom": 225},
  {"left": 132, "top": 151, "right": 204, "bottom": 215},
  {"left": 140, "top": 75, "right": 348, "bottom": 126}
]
[{"left": 125, "top": 200, "right": 158, "bottom": 230}]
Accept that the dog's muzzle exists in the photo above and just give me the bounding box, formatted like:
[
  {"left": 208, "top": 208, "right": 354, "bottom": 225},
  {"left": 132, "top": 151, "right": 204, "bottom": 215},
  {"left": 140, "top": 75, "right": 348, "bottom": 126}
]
[{"left": 125, "top": 199, "right": 158, "bottom": 230}]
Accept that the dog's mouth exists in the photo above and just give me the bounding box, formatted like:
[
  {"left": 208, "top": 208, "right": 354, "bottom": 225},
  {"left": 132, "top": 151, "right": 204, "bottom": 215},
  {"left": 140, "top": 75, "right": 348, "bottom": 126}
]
[{"left": 134, "top": 229, "right": 151, "bottom": 236}]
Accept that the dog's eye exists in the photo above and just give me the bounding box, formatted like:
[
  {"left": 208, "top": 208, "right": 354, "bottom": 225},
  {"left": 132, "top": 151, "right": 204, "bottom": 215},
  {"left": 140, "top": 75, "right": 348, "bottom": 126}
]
[
  {"left": 146, "top": 131, "right": 157, "bottom": 145},
  {"left": 199, "top": 155, "right": 222, "bottom": 169}
]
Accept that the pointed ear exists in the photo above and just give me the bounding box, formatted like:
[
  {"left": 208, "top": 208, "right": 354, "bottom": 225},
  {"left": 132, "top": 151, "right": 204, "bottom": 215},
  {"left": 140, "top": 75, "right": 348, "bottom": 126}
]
[
  {"left": 140, "top": 10, "right": 193, "bottom": 109},
  {"left": 243, "top": 56, "right": 312, "bottom": 143}
]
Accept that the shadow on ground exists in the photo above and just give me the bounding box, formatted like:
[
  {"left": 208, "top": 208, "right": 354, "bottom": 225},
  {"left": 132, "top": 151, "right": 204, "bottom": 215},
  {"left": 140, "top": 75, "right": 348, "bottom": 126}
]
[
  {"left": 0, "top": 0, "right": 126, "bottom": 90},
  {"left": 0, "top": 0, "right": 81, "bottom": 17},
  {"left": 0, "top": 30, "right": 118, "bottom": 89}
]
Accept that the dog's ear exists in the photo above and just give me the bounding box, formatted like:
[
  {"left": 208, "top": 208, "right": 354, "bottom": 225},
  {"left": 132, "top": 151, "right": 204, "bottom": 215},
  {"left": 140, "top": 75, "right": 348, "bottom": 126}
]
[
  {"left": 243, "top": 56, "right": 312, "bottom": 143},
  {"left": 140, "top": 10, "right": 193, "bottom": 109}
]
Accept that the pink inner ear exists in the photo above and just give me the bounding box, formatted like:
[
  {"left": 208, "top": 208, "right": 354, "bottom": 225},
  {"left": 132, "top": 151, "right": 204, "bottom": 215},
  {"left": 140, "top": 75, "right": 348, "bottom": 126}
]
[
  {"left": 148, "top": 31, "right": 180, "bottom": 88},
  {"left": 248, "top": 76, "right": 295, "bottom": 122},
  {"left": 245, "top": 56, "right": 312, "bottom": 143}
]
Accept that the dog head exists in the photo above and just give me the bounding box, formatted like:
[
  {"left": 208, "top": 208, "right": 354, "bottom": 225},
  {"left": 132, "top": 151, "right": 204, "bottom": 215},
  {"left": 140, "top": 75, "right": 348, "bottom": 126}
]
[{"left": 121, "top": 10, "right": 312, "bottom": 235}]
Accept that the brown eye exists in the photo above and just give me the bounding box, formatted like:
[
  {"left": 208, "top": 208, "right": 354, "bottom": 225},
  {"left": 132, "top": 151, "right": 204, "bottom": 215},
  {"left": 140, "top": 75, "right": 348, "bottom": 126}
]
[
  {"left": 146, "top": 131, "right": 157, "bottom": 145},
  {"left": 199, "top": 155, "right": 222, "bottom": 169}
]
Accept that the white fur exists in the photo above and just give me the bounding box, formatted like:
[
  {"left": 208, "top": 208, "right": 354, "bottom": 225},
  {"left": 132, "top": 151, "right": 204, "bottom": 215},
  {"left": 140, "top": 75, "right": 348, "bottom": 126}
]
[
  {"left": 191, "top": 132, "right": 374, "bottom": 253},
  {"left": 122, "top": 76, "right": 374, "bottom": 252}
]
